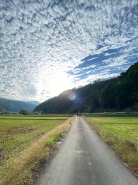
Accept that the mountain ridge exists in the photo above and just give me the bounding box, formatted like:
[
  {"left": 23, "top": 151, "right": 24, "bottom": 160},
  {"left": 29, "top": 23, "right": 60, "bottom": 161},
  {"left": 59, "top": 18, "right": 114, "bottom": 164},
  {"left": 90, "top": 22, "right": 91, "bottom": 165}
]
[
  {"left": 34, "top": 61, "right": 138, "bottom": 113},
  {"left": 0, "top": 98, "right": 39, "bottom": 113}
]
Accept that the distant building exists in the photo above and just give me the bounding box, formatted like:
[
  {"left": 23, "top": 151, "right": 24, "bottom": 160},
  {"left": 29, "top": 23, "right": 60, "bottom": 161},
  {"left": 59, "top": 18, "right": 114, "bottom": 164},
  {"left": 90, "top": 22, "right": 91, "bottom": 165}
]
[{"left": 34, "top": 111, "right": 44, "bottom": 115}]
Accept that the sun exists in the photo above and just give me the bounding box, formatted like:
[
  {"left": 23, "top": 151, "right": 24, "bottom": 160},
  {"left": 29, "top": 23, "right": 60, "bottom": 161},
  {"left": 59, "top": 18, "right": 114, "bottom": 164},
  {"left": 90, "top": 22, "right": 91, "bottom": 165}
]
[{"left": 49, "top": 71, "right": 73, "bottom": 97}]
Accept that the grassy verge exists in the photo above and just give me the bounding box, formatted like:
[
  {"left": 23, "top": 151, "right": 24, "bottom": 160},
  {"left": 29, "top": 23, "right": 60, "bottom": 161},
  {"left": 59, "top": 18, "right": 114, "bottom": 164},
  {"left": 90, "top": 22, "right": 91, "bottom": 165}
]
[
  {"left": 0, "top": 116, "right": 75, "bottom": 185},
  {"left": 83, "top": 116, "right": 138, "bottom": 177}
]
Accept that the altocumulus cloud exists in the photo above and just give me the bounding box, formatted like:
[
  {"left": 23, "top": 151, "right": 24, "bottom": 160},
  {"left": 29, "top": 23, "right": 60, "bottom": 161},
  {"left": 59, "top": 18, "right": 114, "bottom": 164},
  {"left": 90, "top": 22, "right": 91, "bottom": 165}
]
[{"left": 0, "top": 0, "right": 138, "bottom": 102}]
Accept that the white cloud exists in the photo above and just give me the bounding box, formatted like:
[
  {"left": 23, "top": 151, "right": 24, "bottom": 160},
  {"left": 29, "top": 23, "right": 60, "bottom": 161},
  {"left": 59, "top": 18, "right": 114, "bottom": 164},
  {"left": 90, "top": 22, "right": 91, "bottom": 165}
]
[{"left": 0, "top": 0, "right": 138, "bottom": 102}]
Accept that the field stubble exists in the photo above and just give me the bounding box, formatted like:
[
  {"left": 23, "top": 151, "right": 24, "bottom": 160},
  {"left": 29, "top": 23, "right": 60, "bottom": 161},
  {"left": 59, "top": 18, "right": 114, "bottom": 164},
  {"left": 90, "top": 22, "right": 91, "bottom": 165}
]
[{"left": 0, "top": 115, "right": 74, "bottom": 185}]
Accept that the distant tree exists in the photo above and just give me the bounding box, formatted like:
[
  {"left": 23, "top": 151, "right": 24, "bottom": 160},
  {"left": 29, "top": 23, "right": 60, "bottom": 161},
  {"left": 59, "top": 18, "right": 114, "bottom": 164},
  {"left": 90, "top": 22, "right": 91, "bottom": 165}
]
[
  {"left": 0, "top": 106, "right": 4, "bottom": 113},
  {"left": 19, "top": 109, "right": 28, "bottom": 115},
  {"left": 93, "top": 79, "right": 101, "bottom": 84},
  {"left": 133, "top": 102, "right": 138, "bottom": 111},
  {"left": 101, "top": 83, "right": 115, "bottom": 109},
  {"left": 87, "top": 90, "right": 100, "bottom": 112}
]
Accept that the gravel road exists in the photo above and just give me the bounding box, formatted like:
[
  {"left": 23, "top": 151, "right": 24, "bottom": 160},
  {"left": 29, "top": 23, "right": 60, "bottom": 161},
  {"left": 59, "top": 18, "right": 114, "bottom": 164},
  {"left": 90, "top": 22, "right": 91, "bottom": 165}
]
[{"left": 35, "top": 117, "right": 138, "bottom": 185}]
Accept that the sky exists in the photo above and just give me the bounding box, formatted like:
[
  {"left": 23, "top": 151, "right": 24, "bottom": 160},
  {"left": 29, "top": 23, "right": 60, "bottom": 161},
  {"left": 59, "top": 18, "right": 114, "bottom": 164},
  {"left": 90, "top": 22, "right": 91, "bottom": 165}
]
[{"left": 0, "top": 0, "right": 138, "bottom": 102}]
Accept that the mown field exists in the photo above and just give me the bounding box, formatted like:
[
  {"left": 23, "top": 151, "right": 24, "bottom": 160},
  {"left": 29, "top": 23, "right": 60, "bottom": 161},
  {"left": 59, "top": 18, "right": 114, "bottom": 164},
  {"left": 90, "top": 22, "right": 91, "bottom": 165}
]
[
  {"left": 84, "top": 115, "right": 138, "bottom": 177},
  {"left": 0, "top": 115, "right": 74, "bottom": 185}
]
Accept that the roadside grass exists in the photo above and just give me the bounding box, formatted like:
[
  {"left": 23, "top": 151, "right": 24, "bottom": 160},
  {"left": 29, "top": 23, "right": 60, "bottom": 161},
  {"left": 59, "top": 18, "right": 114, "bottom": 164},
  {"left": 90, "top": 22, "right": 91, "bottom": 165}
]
[
  {"left": 0, "top": 116, "right": 74, "bottom": 185},
  {"left": 45, "top": 132, "right": 62, "bottom": 147},
  {"left": 0, "top": 115, "right": 71, "bottom": 120},
  {"left": 83, "top": 116, "right": 138, "bottom": 177}
]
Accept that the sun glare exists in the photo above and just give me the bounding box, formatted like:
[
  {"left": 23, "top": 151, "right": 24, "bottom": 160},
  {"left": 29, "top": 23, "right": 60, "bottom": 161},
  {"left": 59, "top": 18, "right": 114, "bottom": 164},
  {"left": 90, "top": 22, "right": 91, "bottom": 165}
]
[
  {"left": 67, "top": 91, "right": 76, "bottom": 100},
  {"left": 49, "top": 71, "right": 73, "bottom": 97}
]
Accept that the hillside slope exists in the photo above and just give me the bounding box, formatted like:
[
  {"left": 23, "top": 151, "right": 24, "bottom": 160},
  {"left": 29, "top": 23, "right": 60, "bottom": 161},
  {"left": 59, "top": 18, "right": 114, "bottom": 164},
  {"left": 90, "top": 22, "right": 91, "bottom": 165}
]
[
  {"left": 34, "top": 62, "right": 138, "bottom": 113},
  {"left": 0, "top": 98, "right": 39, "bottom": 113}
]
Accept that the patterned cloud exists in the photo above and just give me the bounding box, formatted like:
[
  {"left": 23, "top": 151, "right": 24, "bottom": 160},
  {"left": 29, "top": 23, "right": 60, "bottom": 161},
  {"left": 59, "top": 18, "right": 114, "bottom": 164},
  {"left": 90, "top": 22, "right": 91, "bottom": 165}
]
[{"left": 0, "top": 0, "right": 138, "bottom": 102}]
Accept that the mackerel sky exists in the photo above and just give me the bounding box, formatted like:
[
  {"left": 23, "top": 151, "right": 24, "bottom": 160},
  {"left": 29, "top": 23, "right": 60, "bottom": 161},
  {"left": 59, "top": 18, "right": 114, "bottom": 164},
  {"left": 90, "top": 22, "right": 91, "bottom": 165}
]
[{"left": 0, "top": 0, "right": 138, "bottom": 102}]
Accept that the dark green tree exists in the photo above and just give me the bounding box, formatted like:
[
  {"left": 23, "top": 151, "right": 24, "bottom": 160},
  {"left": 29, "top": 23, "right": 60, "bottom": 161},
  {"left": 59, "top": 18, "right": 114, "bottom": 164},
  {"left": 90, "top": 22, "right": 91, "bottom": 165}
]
[
  {"left": 19, "top": 109, "right": 28, "bottom": 115},
  {"left": 101, "top": 83, "right": 115, "bottom": 109}
]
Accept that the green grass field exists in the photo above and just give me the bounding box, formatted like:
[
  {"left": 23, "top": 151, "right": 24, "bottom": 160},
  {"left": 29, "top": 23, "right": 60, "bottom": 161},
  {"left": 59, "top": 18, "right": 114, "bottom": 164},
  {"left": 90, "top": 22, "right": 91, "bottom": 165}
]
[
  {"left": 0, "top": 116, "right": 68, "bottom": 163},
  {"left": 84, "top": 115, "right": 138, "bottom": 176},
  {"left": 88, "top": 116, "right": 138, "bottom": 145},
  {"left": 0, "top": 115, "right": 74, "bottom": 185}
]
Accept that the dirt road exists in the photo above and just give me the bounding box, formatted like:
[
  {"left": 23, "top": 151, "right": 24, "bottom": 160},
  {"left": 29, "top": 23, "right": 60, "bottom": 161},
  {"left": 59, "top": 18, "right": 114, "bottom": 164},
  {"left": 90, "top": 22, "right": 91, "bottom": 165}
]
[{"left": 35, "top": 117, "right": 138, "bottom": 185}]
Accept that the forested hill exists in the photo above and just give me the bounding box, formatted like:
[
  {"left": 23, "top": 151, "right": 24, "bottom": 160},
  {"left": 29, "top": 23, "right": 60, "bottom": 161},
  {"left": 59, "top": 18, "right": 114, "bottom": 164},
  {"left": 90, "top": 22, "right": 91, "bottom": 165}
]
[
  {"left": 34, "top": 62, "right": 138, "bottom": 113},
  {"left": 0, "top": 98, "right": 39, "bottom": 113}
]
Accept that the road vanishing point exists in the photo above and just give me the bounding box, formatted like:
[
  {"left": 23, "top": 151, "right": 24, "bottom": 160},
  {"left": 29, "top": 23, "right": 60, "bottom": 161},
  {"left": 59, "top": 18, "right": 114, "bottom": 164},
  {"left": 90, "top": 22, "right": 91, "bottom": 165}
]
[{"left": 35, "top": 117, "right": 138, "bottom": 185}]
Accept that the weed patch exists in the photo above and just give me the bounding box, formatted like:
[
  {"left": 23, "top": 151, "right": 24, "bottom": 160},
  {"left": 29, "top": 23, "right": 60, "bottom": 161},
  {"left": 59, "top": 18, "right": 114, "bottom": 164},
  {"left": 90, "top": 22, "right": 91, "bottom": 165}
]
[{"left": 45, "top": 132, "right": 62, "bottom": 147}]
